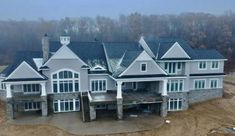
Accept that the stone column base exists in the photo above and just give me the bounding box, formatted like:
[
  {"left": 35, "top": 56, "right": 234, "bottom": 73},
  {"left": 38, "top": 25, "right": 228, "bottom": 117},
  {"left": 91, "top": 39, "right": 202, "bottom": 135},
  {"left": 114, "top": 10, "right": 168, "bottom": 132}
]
[
  {"left": 41, "top": 96, "right": 48, "bottom": 116},
  {"left": 160, "top": 96, "right": 168, "bottom": 117},
  {"left": 117, "top": 98, "right": 123, "bottom": 120},
  {"left": 89, "top": 106, "right": 96, "bottom": 121},
  {"left": 6, "top": 99, "right": 15, "bottom": 119}
]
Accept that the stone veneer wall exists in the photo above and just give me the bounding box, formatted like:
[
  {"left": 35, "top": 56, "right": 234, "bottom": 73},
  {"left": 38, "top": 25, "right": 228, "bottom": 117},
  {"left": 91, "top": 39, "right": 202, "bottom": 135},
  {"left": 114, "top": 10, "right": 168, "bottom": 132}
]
[
  {"left": 0, "top": 90, "right": 6, "bottom": 101},
  {"left": 188, "top": 89, "right": 223, "bottom": 104}
]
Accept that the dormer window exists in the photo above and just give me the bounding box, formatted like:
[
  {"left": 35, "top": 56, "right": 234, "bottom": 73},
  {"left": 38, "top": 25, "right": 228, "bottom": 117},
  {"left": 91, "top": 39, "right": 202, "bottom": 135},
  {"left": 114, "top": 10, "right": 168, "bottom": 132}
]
[
  {"left": 140, "top": 63, "right": 147, "bottom": 72},
  {"left": 91, "top": 65, "right": 106, "bottom": 71}
]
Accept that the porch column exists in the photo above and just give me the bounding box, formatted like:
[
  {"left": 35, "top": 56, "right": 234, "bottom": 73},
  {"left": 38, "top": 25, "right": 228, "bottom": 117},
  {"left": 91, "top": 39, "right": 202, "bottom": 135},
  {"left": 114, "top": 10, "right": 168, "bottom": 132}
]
[
  {"left": 40, "top": 83, "right": 48, "bottom": 116},
  {"left": 6, "top": 84, "right": 12, "bottom": 98},
  {"left": 6, "top": 84, "right": 15, "bottom": 119},
  {"left": 162, "top": 79, "right": 168, "bottom": 96},
  {"left": 116, "top": 81, "right": 123, "bottom": 120},
  {"left": 40, "top": 83, "right": 47, "bottom": 96},
  {"left": 161, "top": 79, "right": 168, "bottom": 117}
]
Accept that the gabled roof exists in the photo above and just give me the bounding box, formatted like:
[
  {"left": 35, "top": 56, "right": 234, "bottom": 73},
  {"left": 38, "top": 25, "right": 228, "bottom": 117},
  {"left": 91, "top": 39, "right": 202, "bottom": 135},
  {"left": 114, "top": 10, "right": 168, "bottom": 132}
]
[
  {"left": 144, "top": 37, "right": 224, "bottom": 60},
  {"left": 1, "top": 51, "right": 43, "bottom": 77},
  {"left": 67, "top": 42, "right": 108, "bottom": 69}
]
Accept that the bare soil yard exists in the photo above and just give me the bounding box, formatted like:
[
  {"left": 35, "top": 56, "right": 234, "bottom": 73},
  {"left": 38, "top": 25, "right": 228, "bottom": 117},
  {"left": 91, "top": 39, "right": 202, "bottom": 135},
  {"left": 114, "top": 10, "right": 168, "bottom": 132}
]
[{"left": 0, "top": 82, "right": 235, "bottom": 136}]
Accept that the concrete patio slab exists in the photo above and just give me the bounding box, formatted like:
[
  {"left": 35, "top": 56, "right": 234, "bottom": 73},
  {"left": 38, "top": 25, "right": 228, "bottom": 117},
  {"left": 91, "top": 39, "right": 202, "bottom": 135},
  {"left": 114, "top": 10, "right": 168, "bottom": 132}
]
[{"left": 9, "top": 112, "right": 164, "bottom": 135}]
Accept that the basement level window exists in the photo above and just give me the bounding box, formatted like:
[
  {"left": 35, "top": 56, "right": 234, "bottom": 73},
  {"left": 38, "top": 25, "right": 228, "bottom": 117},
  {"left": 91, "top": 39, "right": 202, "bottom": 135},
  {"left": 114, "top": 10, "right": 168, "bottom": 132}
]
[{"left": 140, "top": 63, "right": 147, "bottom": 72}]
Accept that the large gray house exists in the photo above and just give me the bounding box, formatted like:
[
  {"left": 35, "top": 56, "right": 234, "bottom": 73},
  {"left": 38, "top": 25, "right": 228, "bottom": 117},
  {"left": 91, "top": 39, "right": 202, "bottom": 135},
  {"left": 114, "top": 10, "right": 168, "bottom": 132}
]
[{"left": 0, "top": 35, "right": 226, "bottom": 121}]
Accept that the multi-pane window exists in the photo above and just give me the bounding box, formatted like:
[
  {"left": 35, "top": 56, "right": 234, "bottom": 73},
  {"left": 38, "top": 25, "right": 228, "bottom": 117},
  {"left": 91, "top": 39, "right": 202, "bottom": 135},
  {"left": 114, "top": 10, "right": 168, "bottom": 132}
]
[
  {"left": 52, "top": 70, "right": 80, "bottom": 93},
  {"left": 24, "top": 102, "right": 41, "bottom": 111},
  {"left": 164, "top": 62, "right": 182, "bottom": 74},
  {"left": 53, "top": 99, "right": 80, "bottom": 112},
  {"left": 211, "top": 61, "right": 219, "bottom": 69},
  {"left": 167, "top": 80, "right": 184, "bottom": 92},
  {"left": 210, "top": 79, "right": 218, "bottom": 88},
  {"left": 168, "top": 98, "right": 183, "bottom": 111},
  {"left": 140, "top": 63, "right": 147, "bottom": 72},
  {"left": 91, "top": 79, "right": 106, "bottom": 92},
  {"left": 0, "top": 82, "right": 6, "bottom": 90},
  {"left": 199, "top": 61, "right": 207, "bottom": 70},
  {"left": 23, "top": 84, "right": 40, "bottom": 93},
  {"left": 194, "top": 79, "right": 206, "bottom": 89}
]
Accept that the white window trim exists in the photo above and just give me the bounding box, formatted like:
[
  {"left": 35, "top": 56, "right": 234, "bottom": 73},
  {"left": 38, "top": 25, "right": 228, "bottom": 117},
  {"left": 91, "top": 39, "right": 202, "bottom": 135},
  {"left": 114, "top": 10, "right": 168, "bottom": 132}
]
[
  {"left": 194, "top": 79, "right": 206, "bottom": 90},
  {"left": 53, "top": 99, "right": 80, "bottom": 113},
  {"left": 140, "top": 62, "right": 147, "bottom": 72},
  {"left": 209, "top": 78, "right": 219, "bottom": 89},
  {"left": 90, "top": 65, "right": 106, "bottom": 71},
  {"left": 90, "top": 79, "right": 107, "bottom": 93},
  {"left": 167, "top": 79, "right": 184, "bottom": 93},
  {"left": 51, "top": 69, "right": 80, "bottom": 94},
  {"left": 210, "top": 61, "right": 219, "bottom": 70},
  {"left": 168, "top": 98, "right": 183, "bottom": 111},
  {"left": 24, "top": 102, "right": 41, "bottom": 111},
  {"left": 198, "top": 61, "right": 207, "bottom": 70},
  {"left": 22, "top": 84, "right": 41, "bottom": 94}
]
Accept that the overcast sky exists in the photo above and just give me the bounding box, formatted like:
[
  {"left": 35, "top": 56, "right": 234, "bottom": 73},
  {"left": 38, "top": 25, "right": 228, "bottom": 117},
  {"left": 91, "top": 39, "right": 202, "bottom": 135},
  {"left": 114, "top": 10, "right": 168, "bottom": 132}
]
[{"left": 0, "top": 0, "right": 234, "bottom": 20}]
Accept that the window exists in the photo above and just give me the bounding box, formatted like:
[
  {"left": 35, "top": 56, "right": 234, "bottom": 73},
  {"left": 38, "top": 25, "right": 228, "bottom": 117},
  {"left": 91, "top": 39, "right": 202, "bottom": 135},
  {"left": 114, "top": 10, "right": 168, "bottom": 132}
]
[
  {"left": 167, "top": 80, "right": 184, "bottom": 92},
  {"left": 91, "top": 65, "right": 106, "bottom": 71},
  {"left": 199, "top": 61, "right": 207, "bottom": 70},
  {"left": 210, "top": 79, "right": 218, "bottom": 88},
  {"left": 140, "top": 63, "right": 147, "bottom": 72},
  {"left": 52, "top": 70, "right": 80, "bottom": 93},
  {"left": 0, "top": 82, "right": 6, "bottom": 90},
  {"left": 24, "top": 102, "right": 41, "bottom": 111},
  {"left": 164, "top": 62, "right": 182, "bottom": 74},
  {"left": 211, "top": 61, "right": 219, "bottom": 69},
  {"left": 23, "top": 84, "right": 40, "bottom": 93},
  {"left": 91, "top": 79, "right": 107, "bottom": 92},
  {"left": 132, "top": 82, "right": 137, "bottom": 90},
  {"left": 168, "top": 98, "right": 183, "bottom": 111},
  {"left": 53, "top": 99, "right": 80, "bottom": 113},
  {"left": 194, "top": 79, "right": 206, "bottom": 89}
]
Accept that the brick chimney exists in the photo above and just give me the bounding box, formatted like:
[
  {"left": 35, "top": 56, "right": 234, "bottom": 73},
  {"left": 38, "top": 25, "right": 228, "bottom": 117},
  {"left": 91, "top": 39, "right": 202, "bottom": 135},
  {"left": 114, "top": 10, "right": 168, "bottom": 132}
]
[{"left": 42, "top": 34, "right": 49, "bottom": 63}]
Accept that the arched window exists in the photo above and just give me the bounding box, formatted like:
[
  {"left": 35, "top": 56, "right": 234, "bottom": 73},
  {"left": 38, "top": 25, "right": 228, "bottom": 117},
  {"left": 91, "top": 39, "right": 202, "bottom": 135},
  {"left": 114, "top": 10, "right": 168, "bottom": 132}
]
[
  {"left": 91, "top": 65, "right": 106, "bottom": 71},
  {"left": 52, "top": 70, "right": 80, "bottom": 93}
]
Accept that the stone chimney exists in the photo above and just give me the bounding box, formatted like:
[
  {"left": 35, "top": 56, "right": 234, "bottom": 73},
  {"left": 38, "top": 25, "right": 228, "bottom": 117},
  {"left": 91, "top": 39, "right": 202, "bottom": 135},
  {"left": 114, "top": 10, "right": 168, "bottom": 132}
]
[
  {"left": 42, "top": 34, "right": 49, "bottom": 63},
  {"left": 60, "top": 35, "right": 70, "bottom": 46}
]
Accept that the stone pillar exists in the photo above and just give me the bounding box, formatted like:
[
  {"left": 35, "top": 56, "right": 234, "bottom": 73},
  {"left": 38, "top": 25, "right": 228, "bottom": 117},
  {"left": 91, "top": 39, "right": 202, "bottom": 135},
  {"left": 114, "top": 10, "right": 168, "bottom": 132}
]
[
  {"left": 6, "top": 99, "right": 15, "bottom": 119},
  {"left": 89, "top": 106, "right": 96, "bottom": 121},
  {"left": 41, "top": 96, "right": 48, "bottom": 116},
  {"left": 116, "top": 81, "right": 123, "bottom": 120},
  {"left": 160, "top": 96, "right": 168, "bottom": 117}
]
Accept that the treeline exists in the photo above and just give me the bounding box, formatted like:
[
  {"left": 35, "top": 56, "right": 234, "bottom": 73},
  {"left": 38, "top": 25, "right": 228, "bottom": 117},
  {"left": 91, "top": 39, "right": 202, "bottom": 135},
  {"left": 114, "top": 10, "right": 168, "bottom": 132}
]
[{"left": 0, "top": 12, "right": 235, "bottom": 71}]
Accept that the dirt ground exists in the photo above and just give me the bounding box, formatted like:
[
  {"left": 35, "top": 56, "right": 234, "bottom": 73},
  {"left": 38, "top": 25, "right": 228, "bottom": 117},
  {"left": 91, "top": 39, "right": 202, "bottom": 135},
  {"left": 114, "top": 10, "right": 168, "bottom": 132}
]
[{"left": 0, "top": 83, "right": 235, "bottom": 136}]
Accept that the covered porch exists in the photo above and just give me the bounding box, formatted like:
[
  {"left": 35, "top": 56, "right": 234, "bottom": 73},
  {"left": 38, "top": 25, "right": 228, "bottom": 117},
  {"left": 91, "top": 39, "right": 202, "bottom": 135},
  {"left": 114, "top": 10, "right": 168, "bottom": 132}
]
[
  {"left": 3, "top": 79, "right": 48, "bottom": 119},
  {"left": 87, "top": 77, "right": 168, "bottom": 121}
]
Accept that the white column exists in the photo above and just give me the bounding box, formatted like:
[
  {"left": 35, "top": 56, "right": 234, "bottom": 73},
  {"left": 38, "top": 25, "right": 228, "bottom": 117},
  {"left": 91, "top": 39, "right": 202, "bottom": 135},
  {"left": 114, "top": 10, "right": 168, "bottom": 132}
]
[
  {"left": 6, "top": 84, "right": 12, "bottom": 98},
  {"left": 40, "top": 83, "right": 47, "bottom": 96},
  {"left": 162, "top": 79, "right": 167, "bottom": 96},
  {"left": 116, "top": 81, "right": 123, "bottom": 99}
]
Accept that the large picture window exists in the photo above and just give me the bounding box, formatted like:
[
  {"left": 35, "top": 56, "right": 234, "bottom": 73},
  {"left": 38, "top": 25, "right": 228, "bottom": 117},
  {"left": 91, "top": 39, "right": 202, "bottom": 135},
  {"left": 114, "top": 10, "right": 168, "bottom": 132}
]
[
  {"left": 23, "top": 84, "right": 40, "bottom": 93},
  {"left": 53, "top": 99, "right": 80, "bottom": 112},
  {"left": 167, "top": 80, "right": 184, "bottom": 92},
  {"left": 90, "top": 79, "right": 107, "bottom": 92},
  {"left": 168, "top": 98, "right": 183, "bottom": 111},
  {"left": 194, "top": 79, "right": 206, "bottom": 89},
  {"left": 52, "top": 70, "right": 80, "bottom": 93}
]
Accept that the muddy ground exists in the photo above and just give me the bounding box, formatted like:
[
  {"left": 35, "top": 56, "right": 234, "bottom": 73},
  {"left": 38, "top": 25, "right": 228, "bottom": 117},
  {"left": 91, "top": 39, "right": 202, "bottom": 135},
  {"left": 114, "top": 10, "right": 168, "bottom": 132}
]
[{"left": 0, "top": 83, "right": 235, "bottom": 136}]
